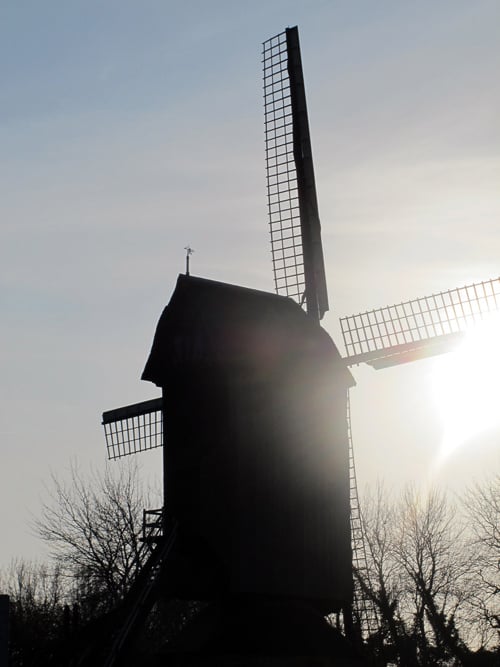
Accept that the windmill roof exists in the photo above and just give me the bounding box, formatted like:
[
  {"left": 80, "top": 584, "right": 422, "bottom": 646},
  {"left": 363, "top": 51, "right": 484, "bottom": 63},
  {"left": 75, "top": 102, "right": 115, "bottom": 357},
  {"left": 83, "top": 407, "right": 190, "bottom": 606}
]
[{"left": 142, "top": 274, "right": 354, "bottom": 387}]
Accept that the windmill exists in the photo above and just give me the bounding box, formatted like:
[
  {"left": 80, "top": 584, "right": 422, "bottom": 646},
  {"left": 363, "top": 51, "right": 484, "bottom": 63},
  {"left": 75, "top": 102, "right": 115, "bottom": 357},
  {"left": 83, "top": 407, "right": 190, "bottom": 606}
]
[{"left": 98, "top": 25, "right": 500, "bottom": 661}]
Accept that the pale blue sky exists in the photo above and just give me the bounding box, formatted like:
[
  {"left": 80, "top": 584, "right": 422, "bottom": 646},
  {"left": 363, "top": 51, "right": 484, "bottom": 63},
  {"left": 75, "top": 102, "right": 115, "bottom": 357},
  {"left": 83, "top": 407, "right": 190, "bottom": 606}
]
[{"left": 1, "top": 1, "right": 499, "bottom": 565}]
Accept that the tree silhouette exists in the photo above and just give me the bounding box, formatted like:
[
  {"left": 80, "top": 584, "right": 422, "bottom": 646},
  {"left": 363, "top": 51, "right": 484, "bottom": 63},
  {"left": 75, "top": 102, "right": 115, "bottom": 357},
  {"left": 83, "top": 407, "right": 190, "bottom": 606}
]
[
  {"left": 34, "top": 461, "right": 157, "bottom": 619},
  {"left": 357, "top": 484, "right": 499, "bottom": 665},
  {"left": 463, "top": 474, "right": 500, "bottom": 649}
]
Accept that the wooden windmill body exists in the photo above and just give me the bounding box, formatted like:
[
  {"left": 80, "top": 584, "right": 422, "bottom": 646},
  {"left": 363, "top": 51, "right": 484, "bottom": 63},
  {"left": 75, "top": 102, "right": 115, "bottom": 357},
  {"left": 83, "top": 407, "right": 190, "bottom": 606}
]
[{"left": 140, "top": 274, "right": 353, "bottom": 612}]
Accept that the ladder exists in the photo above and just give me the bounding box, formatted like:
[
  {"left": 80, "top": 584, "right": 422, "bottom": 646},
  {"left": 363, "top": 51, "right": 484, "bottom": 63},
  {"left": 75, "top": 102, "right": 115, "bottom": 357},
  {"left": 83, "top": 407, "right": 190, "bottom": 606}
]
[
  {"left": 347, "top": 390, "right": 379, "bottom": 640},
  {"left": 101, "top": 519, "right": 178, "bottom": 667}
]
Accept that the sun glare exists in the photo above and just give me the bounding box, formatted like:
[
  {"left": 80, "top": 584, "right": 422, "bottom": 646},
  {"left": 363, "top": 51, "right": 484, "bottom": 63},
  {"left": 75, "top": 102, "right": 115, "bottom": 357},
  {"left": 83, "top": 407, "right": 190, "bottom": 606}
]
[{"left": 431, "top": 315, "right": 500, "bottom": 467}]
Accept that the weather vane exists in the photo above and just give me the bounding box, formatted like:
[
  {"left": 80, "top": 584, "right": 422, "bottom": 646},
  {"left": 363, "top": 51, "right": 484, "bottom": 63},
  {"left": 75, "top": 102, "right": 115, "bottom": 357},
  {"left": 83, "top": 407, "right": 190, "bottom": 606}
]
[{"left": 184, "top": 246, "right": 194, "bottom": 276}]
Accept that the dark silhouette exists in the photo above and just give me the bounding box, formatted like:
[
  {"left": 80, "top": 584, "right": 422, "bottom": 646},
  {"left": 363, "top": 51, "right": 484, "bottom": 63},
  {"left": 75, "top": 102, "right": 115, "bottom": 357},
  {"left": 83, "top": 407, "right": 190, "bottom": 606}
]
[{"left": 91, "top": 22, "right": 500, "bottom": 664}]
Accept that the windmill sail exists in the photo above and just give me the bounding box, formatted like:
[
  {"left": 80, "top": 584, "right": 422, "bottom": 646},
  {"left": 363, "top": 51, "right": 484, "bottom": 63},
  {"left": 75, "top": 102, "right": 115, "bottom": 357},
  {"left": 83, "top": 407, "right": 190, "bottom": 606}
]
[
  {"left": 263, "top": 27, "right": 329, "bottom": 321},
  {"left": 102, "top": 397, "right": 163, "bottom": 459},
  {"left": 341, "top": 277, "right": 500, "bottom": 369}
]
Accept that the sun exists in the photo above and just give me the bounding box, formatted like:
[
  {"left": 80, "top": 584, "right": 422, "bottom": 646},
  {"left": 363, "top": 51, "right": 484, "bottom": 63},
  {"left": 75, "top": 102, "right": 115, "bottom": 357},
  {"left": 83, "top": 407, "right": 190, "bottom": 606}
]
[{"left": 431, "top": 314, "right": 500, "bottom": 467}]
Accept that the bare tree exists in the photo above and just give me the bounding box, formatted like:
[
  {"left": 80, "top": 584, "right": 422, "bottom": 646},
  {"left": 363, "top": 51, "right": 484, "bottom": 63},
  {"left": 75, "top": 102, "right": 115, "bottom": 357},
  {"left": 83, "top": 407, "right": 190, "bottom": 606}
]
[
  {"left": 393, "top": 487, "right": 474, "bottom": 665},
  {"left": 359, "top": 485, "right": 488, "bottom": 665},
  {"left": 34, "top": 461, "right": 158, "bottom": 617},
  {"left": 0, "top": 559, "right": 64, "bottom": 613},
  {"left": 357, "top": 484, "right": 417, "bottom": 665},
  {"left": 0, "top": 559, "right": 66, "bottom": 666},
  {"left": 462, "top": 474, "right": 500, "bottom": 650}
]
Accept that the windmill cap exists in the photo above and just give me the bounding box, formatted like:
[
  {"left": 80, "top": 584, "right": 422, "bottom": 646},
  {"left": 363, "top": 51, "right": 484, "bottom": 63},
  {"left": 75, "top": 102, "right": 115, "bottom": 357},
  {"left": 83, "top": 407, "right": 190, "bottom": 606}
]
[{"left": 141, "top": 274, "right": 354, "bottom": 387}]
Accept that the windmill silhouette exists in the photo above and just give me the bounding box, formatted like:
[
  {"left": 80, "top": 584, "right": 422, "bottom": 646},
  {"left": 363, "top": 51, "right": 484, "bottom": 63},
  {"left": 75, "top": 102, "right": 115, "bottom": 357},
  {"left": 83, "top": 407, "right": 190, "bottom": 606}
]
[{"left": 97, "top": 26, "right": 500, "bottom": 662}]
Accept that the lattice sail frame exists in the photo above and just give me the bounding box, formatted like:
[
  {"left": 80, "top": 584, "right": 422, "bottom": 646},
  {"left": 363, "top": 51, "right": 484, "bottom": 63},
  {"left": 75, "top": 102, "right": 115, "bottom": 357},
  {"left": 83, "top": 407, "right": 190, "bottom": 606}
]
[
  {"left": 263, "top": 31, "right": 304, "bottom": 304},
  {"left": 102, "top": 398, "right": 163, "bottom": 460},
  {"left": 263, "top": 28, "right": 328, "bottom": 320},
  {"left": 341, "top": 277, "right": 500, "bottom": 368}
]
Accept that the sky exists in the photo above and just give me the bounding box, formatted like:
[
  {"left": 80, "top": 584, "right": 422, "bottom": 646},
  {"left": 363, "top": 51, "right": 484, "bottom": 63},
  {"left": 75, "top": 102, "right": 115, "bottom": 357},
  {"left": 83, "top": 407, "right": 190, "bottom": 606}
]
[{"left": 1, "top": 0, "right": 499, "bottom": 566}]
